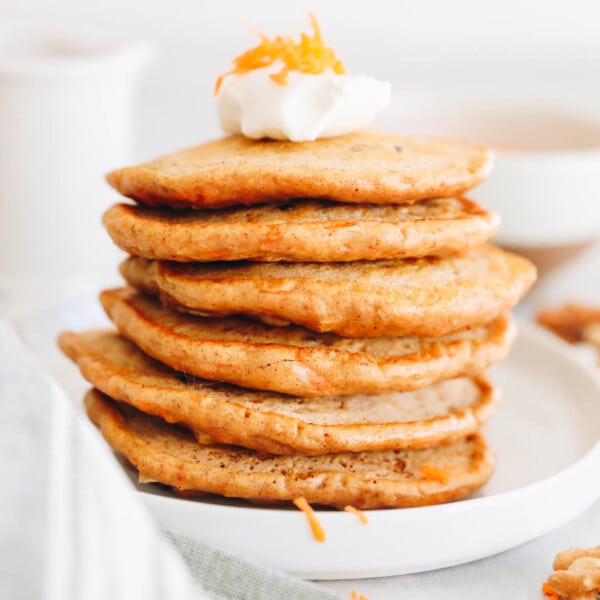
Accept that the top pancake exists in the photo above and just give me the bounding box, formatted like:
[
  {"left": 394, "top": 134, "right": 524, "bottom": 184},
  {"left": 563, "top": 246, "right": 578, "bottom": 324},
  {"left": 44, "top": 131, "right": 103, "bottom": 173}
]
[{"left": 106, "top": 130, "right": 493, "bottom": 209}]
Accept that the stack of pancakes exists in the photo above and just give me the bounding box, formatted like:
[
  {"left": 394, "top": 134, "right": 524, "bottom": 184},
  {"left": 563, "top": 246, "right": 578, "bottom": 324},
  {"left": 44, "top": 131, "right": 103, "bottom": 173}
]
[{"left": 59, "top": 130, "right": 536, "bottom": 510}]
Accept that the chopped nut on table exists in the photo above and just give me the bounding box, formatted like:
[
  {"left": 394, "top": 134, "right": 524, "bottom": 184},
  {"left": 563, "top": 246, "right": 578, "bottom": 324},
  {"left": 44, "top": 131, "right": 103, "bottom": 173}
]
[
  {"left": 542, "top": 546, "right": 600, "bottom": 599},
  {"left": 583, "top": 322, "right": 600, "bottom": 350},
  {"left": 537, "top": 303, "right": 600, "bottom": 365},
  {"left": 537, "top": 303, "right": 600, "bottom": 344}
]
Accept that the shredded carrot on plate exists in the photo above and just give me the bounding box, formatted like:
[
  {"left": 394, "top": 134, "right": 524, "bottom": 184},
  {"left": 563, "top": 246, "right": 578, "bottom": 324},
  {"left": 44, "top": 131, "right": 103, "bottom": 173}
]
[
  {"left": 293, "top": 496, "right": 326, "bottom": 543},
  {"left": 349, "top": 591, "right": 368, "bottom": 600},
  {"left": 215, "top": 14, "right": 346, "bottom": 94},
  {"left": 343, "top": 505, "right": 369, "bottom": 524}
]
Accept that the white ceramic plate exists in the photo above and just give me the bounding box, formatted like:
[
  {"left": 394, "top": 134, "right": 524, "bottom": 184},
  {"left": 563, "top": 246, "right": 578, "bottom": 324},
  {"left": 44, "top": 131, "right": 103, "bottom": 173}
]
[{"left": 14, "top": 298, "right": 600, "bottom": 580}]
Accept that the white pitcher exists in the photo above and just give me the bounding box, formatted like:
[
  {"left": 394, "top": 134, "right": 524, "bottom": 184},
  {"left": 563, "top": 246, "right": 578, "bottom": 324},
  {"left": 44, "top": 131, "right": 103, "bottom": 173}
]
[{"left": 0, "top": 24, "right": 151, "bottom": 295}]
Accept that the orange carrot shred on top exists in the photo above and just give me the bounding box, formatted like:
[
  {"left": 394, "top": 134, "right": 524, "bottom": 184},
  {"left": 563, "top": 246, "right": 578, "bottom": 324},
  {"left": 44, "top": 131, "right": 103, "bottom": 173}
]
[
  {"left": 343, "top": 505, "right": 369, "bottom": 525},
  {"left": 419, "top": 464, "right": 451, "bottom": 484},
  {"left": 214, "top": 13, "right": 346, "bottom": 94},
  {"left": 349, "top": 592, "right": 368, "bottom": 600},
  {"left": 541, "top": 581, "right": 559, "bottom": 599},
  {"left": 293, "top": 496, "right": 326, "bottom": 543}
]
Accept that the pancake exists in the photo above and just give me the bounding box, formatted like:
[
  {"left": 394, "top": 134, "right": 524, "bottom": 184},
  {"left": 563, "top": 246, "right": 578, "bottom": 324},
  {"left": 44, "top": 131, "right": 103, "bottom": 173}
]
[
  {"left": 105, "top": 130, "right": 492, "bottom": 209},
  {"left": 100, "top": 288, "right": 515, "bottom": 397},
  {"left": 120, "top": 245, "right": 536, "bottom": 338},
  {"left": 103, "top": 198, "right": 499, "bottom": 263},
  {"left": 85, "top": 389, "right": 496, "bottom": 509},
  {"left": 59, "top": 330, "right": 498, "bottom": 455}
]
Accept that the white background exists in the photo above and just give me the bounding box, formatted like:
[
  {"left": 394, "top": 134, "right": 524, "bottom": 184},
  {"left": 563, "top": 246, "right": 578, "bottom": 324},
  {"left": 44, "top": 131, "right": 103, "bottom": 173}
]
[{"left": 2, "top": 0, "right": 600, "bottom": 157}]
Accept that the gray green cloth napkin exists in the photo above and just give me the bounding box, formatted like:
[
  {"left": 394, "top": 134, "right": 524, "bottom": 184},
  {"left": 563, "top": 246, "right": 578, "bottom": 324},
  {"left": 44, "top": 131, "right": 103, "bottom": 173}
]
[
  {"left": 165, "top": 531, "right": 337, "bottom": 600},
  {"left": 0, "top": 322, "right": 338, "bottom": 600}
]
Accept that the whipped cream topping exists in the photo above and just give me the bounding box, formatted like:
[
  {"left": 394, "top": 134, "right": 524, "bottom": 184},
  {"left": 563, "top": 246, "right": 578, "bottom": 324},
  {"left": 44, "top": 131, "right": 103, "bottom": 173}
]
[{"left": 216, "top": 63, "right": 391, "bottom": 142}]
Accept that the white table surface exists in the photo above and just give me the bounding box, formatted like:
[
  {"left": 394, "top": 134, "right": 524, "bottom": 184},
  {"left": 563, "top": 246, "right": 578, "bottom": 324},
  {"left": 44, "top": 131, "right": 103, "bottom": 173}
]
[{"left": 2, "top": 241, "right": 599, "bottom": 600}]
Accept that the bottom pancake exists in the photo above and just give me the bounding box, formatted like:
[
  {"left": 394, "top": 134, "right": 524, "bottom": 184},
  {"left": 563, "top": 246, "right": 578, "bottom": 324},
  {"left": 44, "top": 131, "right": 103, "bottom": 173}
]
[{"left": 85, "top": 389, "right": 496, "bottom": 509}]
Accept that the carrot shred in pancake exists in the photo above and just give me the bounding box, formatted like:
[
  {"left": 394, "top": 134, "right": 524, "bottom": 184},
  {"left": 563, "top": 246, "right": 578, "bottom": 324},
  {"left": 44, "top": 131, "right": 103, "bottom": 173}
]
[
  {"left": 293, "top": 496, "right": 326, "bottom": 543},
  {"left": 420, "top": 464, "right": 451, "bottom": 484},
  {"left": 343, "top": 505, "right": 369, "bottom": 525},
  {"left": 215, "top": 14, "right": 346, "bottom": 94},
  {"left": 349, "top": 591, "right": 369, "bottom": 600},
  {"left": 541, "top": 581, "right": 559, "bottom": 599}
]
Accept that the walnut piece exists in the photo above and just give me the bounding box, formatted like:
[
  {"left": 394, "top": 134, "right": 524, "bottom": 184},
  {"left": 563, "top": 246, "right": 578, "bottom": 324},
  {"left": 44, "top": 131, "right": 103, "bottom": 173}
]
[
  {"left": 537, "top": 303, "right": 600, "bottom": 344},
  {"left": 543, "top": 546, "right": 600, "bottom": 599}
]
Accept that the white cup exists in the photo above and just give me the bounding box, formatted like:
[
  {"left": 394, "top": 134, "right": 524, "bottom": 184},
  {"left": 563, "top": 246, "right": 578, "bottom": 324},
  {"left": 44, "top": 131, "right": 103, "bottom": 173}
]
[
  {"left": 381, "top": 100, "right": 600, "bottom": 249},
  {"left": 0, "top": 24, "right": 151, "bottom": 294}
]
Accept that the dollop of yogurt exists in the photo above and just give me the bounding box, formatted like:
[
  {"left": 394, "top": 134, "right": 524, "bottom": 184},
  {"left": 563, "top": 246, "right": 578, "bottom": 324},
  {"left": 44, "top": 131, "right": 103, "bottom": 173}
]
[{"left": 216, "top": 63, "right": 391, "bottom": 142}]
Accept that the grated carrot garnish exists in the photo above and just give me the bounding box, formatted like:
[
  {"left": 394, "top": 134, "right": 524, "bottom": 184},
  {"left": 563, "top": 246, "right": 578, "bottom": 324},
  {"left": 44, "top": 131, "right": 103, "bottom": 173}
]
[
  {"left": 215, "top": 14, "right": 346, "bottom": 94},
  {"left": 343, "top": 505, "right": 369, "bottom": 524},
  {"left": 349, "top": 592, "right": 368, "bottom": 600},
  {"left": 541, "top": 581, "right": 559, "bottom": 599},
  {"left": 419, "top": 464, "right": 451, "bottom": 484},
  {"left": 293, "top": 496, "right": 326, "bottom": 543}
]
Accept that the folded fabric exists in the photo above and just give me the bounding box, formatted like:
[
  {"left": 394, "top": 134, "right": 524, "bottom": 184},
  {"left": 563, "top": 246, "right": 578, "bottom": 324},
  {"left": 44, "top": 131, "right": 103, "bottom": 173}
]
[{"left": 0, "top": 322, "right": 337, "bottom": 600}]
